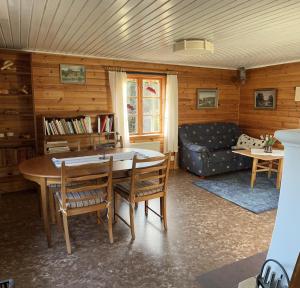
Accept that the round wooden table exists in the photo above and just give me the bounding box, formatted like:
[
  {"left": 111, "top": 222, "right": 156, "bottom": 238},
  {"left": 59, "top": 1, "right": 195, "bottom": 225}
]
[{"left": 19, "top": 148, "right": 163, "bottom": 247}]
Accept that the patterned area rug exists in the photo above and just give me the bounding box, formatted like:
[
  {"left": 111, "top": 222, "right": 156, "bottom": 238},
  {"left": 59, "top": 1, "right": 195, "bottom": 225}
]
[{"left": 194, "top": 171, "right": 279, "bottom": 213}]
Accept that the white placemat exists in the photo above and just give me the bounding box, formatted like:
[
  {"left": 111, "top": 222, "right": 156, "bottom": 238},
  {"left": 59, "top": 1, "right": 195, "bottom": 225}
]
[
  {"left": 250, "top": 148, "right": 284, "bottom": 157},
  {"left": 52, "top": 151, "right": 148, "bottom": 168}
]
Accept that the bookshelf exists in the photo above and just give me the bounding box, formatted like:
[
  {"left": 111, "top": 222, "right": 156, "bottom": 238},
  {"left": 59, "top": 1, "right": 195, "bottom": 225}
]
[
  {"left": 36, "top": 112, "right": 116, "bottom": 153},
  {"left": 0, "top": 50, "right": 36, "bottom": 193}
]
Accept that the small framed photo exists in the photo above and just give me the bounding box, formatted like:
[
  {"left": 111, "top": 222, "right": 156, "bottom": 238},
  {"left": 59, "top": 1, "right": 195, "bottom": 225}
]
[
  {"left": 254, "top": 89, "right": 276, "bottom": 110},
  {"left": 60, "top": 64, "right": 86, "bottom": 84},
  {"left": 197, "top": 88, "right": 218, "bottom": 109}
]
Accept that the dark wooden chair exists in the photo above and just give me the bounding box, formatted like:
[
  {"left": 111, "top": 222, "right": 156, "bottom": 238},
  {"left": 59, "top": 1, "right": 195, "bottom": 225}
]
[
  {"left": 54, "top": 157, "right": 114, "bottom": 254},
  {"left": 114, "top": 153, "right": 171, "bottom": 240}
]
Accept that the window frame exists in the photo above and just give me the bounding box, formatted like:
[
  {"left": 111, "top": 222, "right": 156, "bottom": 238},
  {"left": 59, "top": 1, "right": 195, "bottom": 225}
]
[{"left": 127, "top": 74, "right": 165, "bottom": 137}]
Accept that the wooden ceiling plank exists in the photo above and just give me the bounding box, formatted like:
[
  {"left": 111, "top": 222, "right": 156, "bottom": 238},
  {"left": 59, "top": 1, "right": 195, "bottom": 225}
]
[
  {"left": 55, "top": 0, "right": 101, "bottom": 52},
  {"left": 110, "top": 0, "right": 300, "bottom": 62},
  {"left": 106, "top": 0, "right": 275, "bottom": 57},
  {"left": 41, "top": 0, "right": 74, "bottom": 50},
  {"left": 50, "top": 0, "right": 89, "bottom": 51},
  {"left": 7, "top": 0, "right": 21, "bottom": 48},
  {"left": 64, "top": 0, "right": 127, "bottom": 53},
  {"left": 20, "top": 0, "right": 33, "bottom": 48},
  {"left": 95, "top": 0, "right": 239, "bottom": 56},
  {"left": 28, "top": 0, "right": 47, "bottom": 48},
  {"left": 35, "top": 0, "right": 60, "bottom": 49},
  {"left": 80, "top": 0, "right": 158, "bottom": 54},
  {"left": 73, "top": 0, "right": 139, "bottom": 53},
  {"left": 85, "top": 0, "right": 191, "bottom": 55}
]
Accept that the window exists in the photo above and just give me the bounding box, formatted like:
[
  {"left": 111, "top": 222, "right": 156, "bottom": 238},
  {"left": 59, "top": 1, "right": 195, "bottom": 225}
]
[{"left": 127, "top": 75, "right": 164, "bottom": 135}]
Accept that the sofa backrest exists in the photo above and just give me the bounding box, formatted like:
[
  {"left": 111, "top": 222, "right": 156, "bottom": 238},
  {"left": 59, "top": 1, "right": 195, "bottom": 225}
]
[{"left": 178, "top": 122, "right": 241, "bottom": 151}]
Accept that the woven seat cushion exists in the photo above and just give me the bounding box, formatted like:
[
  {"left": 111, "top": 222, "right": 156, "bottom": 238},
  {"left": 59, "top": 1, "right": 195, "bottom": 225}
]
[
  {"left": 56, "top": 189, "right": 107, "bottom": 209},
  {"left": 115, "top": 180, "right": 163, "bottom": 198},
  {"left": 48, "top": 184, "right": 61, "bottom": 193}
]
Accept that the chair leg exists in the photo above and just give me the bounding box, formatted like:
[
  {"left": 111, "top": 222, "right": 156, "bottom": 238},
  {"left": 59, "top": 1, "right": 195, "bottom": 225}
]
[
  {"left": 107, "top": 205, "right": 114, "bottom": 244},
  {"left": 145, "top": 200, "right": 148, "bottom": 216},
  {"left": 48, "top": 189, "right": 56, "bottom": 224},
  {"left": 268, "top": 161, "right": 273, "bottom": 179},
  {"left": 129, "top": 203, "right": 136, "bottom": 240},
  {"left": 62, "top": 214, "right": 71, "bottom": 254},
  {"left": 160, "top": 197, "right": 163, "bottom": 219},
  {"left": 54, "top": 197, "right": 62, "bottom": 232},
  {"left": 113, "top": 192, "right": 118, "bottom": 223},
  {"left": 162, "top": 196, "right": 167, "bottom": 231},
  {"left": 96, "top": 211, "right": 101, "bottom": 224}
]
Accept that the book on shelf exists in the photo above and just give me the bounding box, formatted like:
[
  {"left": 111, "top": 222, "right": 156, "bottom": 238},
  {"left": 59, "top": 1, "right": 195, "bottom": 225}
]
[
  {"left": 97, "top": 115, "right": 114, "bottom": 133},
  {"left": 44, "top": 116, "right": 93, "bottom": 136}
]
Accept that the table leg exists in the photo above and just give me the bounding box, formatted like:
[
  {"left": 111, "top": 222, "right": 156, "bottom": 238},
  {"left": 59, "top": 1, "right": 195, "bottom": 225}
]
[
  {"left": 251, "top": 158, "right": 258, "bottom": 189},
  {"left": 268, "top": 161, "right": 273, "bottom": 179},
  {"left": 276, "top": 158, "right": 284, "bottom": 190},
  {"left": 48, "top": 186, "right": 56, "bottom": 224},
  {"left": 40, "top": 178, "right": 51, "bottom": 247}
]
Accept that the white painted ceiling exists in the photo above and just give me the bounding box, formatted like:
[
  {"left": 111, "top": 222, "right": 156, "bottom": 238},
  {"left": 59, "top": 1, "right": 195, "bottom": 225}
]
[{"left": 1, "top": 0, "right": 300, "bottom": 69}]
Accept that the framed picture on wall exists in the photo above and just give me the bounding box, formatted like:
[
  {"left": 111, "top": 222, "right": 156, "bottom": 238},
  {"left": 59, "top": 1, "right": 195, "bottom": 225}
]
[
  {"left": 60, "top": 64, "right": 86, "bottom": 84},
  {"left": 196, "top": 88, "right": 218, "bottom": 109},
  {"left": 254, "top": 88, "right": 276, "bottom": 110}
]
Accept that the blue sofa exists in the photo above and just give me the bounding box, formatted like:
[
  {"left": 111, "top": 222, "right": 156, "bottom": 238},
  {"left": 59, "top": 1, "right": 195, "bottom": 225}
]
[{"left": 178, "top": 122, "right": 252, "bottom": 177}]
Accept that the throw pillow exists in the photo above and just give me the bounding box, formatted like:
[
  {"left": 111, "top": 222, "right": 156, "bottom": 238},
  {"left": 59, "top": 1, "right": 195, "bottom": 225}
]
[{"left": 233, "top": 134, "right": 266, "bottom": 149}]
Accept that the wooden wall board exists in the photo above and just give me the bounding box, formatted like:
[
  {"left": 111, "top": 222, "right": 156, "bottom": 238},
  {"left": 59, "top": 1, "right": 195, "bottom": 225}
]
[
  {"left": 31, "top": 53, "right": 240, "bottom": 152},
  {"left": 240, "top": 63, "right": 300, "bottom": 138}
]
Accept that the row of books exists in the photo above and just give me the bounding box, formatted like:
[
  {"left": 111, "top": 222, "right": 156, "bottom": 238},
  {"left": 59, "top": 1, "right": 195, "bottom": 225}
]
[
  {"left": 44, "top": 116, "right": 93, "bottom": 136},
  {"left": 0, "top": 147, "right": 35, "bottom": 168},
  {"left": 97, "top": 115, "right": 114, "bottom": 133}
]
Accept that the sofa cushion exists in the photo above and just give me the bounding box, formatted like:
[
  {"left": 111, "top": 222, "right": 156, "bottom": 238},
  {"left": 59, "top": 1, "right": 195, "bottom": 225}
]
[
  {"left": 234, "top": 134, "right": 266, "bottom": 149},
  {"left": 178, "top": 122, "right": 241, "bottom": 151},
  {"left": 184, "top": 143, "right": 210, "bottom": 153},
  {"left": 208, "top": 150, "right": 237, "bottom": 163}
]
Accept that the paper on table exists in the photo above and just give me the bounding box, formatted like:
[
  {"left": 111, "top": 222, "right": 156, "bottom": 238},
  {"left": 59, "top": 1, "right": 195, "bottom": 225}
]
[
  {"left": 52, "top": 151, "right": 148, "bottom": 168},
  {"left": 250, "top": 148, "right": 284, "bottom": 157}
]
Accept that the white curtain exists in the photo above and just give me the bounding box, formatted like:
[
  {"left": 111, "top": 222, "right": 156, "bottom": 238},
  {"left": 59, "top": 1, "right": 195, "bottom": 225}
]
[
  {"left": 108, "top": 71, "right": 130, "bottom": 147},
  {"left": 164, "top": 75, "right": 178, "bottom": 153}
]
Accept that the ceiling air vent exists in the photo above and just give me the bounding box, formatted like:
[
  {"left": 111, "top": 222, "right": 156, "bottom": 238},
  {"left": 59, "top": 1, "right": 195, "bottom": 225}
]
[{"left": 173, "top": 39, "right": 214, "bottom": 55}]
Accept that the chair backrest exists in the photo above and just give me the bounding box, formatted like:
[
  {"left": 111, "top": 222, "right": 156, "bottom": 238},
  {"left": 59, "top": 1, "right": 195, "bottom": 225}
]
[
  {"left": 129, "top": 153, "right": 171, "bottom": 200},
  {"left": 93, "top": 132, "right": 123, "bottom": 150},
  {"left": 60, "top": 157, "right": 113, "bottom": 210},
  {"left": 44, "top": 140, "right": 80, "bottom": 154}
]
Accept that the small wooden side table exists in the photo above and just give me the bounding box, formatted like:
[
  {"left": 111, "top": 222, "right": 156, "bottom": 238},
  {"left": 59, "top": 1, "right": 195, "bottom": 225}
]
[{"left": 233, "top": 149, "right": 284, "bottom": 189}]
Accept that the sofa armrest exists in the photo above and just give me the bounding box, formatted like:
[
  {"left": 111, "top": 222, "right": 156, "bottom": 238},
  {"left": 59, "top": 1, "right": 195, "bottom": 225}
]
[{"left": 184, "top": 143, "right": 210, "bottom": 153}]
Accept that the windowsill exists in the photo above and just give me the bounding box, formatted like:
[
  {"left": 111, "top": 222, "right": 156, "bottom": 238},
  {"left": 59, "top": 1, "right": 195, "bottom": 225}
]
[{"left": 130, "top": 133, "right": 162, "bottom": 139}]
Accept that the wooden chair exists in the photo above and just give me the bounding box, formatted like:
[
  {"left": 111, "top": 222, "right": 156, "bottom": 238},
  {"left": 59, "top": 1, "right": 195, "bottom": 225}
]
[
  {"left": 44, "top": 140, "right": 80, "bottom": 154},
  {"left": 93, "top": 132, "right": 123, "bottom": 150},
  {"left": 44, "top": 140, "right": 81, "bottom": 224},
  {"left": 55, "top": 157, "right": 114, "bottom": 254},
  {"left": 114, "top": 153, "right": 171, "bottom": 240}
]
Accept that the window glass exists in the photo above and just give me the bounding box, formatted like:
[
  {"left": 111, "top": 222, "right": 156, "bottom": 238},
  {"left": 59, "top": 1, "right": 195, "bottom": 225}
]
[{"left": 127, "top": 77, "right": 162, "bottom": 135}]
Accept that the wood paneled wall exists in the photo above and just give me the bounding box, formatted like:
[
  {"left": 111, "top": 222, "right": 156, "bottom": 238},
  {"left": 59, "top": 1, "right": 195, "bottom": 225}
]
[
  {"left": 32, "top": 53, "right": 239, "bottom": 122},
  {"left": 31, "top": 53, "right": 240, "bottom": 151},
  {"left": 31, "top": 54, "right": 112, "bottom": 114},
  {"left": 240, "top": 63, "right": 300, "bottom": 138}
]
